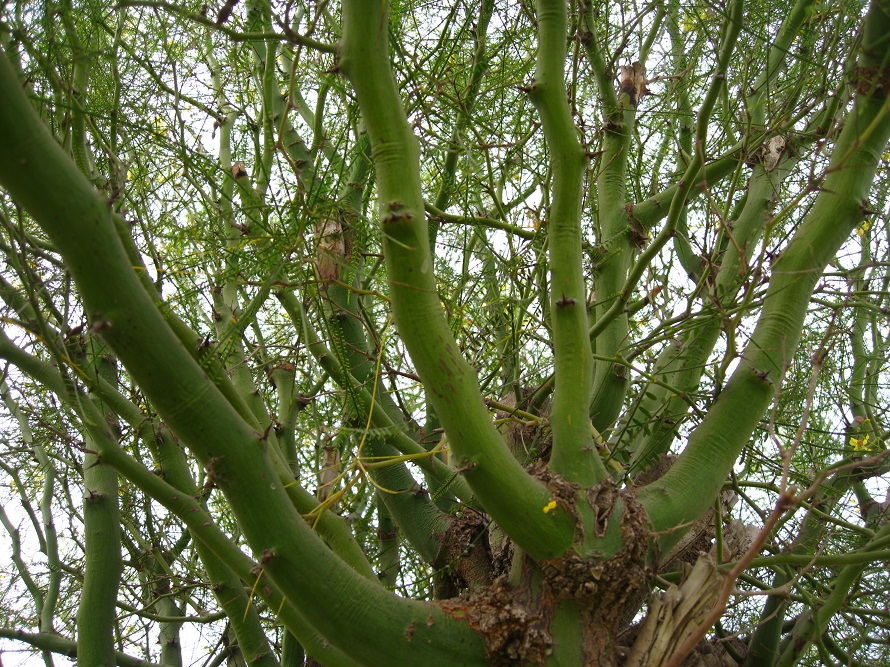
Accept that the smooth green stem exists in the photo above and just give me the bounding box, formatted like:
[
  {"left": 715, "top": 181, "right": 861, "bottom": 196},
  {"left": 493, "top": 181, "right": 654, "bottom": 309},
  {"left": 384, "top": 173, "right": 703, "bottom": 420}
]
[
  {"left": 425, "top": 201, "right": 537, "bottom": 240},
  {"left": 666, "top": 0, "right": 698, "bottom": 280},
  {"left": 77, "top": 352, "right": 123, "bottom": 667},
  {"left": 531, "top": 0, "right": 602, "bottom": 485},
  {"left": 34, "top": 443, "right": 61, "bottom": 634}
]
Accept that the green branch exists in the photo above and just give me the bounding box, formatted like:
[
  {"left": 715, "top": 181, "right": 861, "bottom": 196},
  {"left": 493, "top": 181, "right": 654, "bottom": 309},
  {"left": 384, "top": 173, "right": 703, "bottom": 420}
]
[
  {"left": 638, "top": 0, "right": 890, "bottom": 552},
  {"left": 581, "top": 0, "right": 647, "bottom": 434},
  {"left": 530, "top": 0, "right": 602, "bottom": 485},
  {"left": 0, "top": 628, "right": 166, "bottom": 667},
  {"left": 339, "top": 0, "right": 574, "bottom": 560},
  {"left": 77, "top": 351, "right": 123, "bottom": 666},
  {"left": 425, "top": 201, "right": 537, "bottom": 240},
  {"left": 0, "top": 45, "right": 486, "bottom": 666}
]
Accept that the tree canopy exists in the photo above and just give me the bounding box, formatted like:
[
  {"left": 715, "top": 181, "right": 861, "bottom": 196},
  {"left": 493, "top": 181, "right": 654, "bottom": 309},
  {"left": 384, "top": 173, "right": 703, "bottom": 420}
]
[{"left": 0, "top": 0, "right": 889, "bottom": 665}]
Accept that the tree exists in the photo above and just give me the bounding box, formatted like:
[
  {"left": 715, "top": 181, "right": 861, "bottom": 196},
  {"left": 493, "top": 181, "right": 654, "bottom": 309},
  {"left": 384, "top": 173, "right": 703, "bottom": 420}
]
[{"left": 0, "top": 0, "right": 888, "bottom": 664}]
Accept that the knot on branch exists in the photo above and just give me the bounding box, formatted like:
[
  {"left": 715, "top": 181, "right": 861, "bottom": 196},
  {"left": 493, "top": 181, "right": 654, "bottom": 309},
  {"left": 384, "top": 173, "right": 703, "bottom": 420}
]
[
  {"left": 618, "top": 61, "right": 648, "bottom": 108},
  {"left": 314, "top": 215, "right": 349, "bottom": 284},
  {"left": 517, "top": 81, "right": 537, "bottom": 97},
  {"left": 542, "top": 482, "right": 651, "bottom": 611},
  {"left": 852, "top": 64, "right": 890, "bottom": 97},
  {"left": 438, "top": 476, "right": 653, "bottom": 665},
  {"left": 230, "top": 161, "right": 248, "bottom": 180},
  {"left": 436, "top": 509, "right": 495, "bottom": 595},
  {"left": 628, "top": 217, "right": 650, "bottom": 248},
  {"left": 523, "top": 470, "right": 653, "bottom": 613},
  {"left": 381, "top": 201, "right": 414, "bottom": 224},
  {"left": 527, "top": 462, "right": 582, "bottom": 537},
  {"left": 438, "top": 577, "right": 553, "bottom": 666},
  {"left": 745, "top": 135, "right": 787, "bottom": 171}
]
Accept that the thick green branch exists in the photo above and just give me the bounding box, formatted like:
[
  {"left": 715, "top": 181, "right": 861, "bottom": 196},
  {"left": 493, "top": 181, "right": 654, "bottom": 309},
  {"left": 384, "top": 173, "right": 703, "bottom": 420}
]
[
  {"left": 339, "top": 0, "right": 574, "bottom": 560},
  {"left": 530, "top": 0, "right": 602, "bottom": 485},
  {"left": 581, "top": 0, "right": 644, "bottom": 434}
]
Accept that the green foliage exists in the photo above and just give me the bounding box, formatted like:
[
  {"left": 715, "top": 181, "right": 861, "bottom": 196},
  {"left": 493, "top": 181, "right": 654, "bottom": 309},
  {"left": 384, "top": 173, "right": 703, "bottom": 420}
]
[{"left": 0, "top": 0, "right": 889, "bottom": 665}]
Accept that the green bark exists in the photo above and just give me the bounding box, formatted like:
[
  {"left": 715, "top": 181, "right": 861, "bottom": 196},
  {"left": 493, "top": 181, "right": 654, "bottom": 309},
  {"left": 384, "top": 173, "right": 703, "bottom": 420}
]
[
  {"left": 532, "top": 0, "right": 602, "bottom": 486},
  {"left": 581, "top": 0, "right": 637, "bottom": 434},
  {"left": 0, "top": 0, "right": 888, "bottom": 663},
  {"left": 77, "top": 352, "right": 123, "bottom": 667}
]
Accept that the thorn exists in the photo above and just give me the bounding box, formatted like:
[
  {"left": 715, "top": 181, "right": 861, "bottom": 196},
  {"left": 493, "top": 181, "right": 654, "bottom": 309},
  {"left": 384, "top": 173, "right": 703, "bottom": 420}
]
[
  {"left": 259, "top": 422, "right": 275, "bottom": 442},
  {"left": 556, "top": 292, "right": 576, "bottom": 308}
]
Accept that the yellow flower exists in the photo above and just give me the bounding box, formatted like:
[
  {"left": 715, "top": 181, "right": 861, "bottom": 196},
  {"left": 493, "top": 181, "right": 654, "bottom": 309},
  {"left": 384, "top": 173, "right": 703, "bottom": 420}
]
[
  {"left": 849, "top": 434, "right": 871, "bottom": 451},
  {"left": 543, "top": 499, "right": 557, "bottom": 513},
  {"left": 856, "top": 221, "right": 872, "bottom": 237}
]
